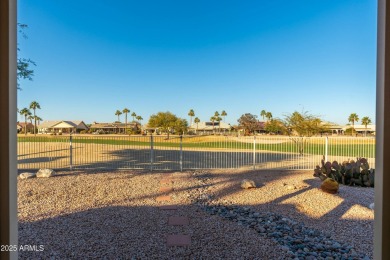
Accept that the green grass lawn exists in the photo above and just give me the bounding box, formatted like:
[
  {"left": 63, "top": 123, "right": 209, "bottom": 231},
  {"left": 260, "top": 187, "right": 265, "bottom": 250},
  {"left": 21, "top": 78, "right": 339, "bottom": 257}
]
[{"left": 17, "top": 136, "right": 376, "bottom": 158}]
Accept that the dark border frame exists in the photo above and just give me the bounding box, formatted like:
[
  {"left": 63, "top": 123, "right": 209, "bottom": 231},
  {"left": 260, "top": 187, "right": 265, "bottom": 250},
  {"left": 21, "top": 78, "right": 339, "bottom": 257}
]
[{"left": 1, "top": 1, "right": 389, "bottom": 259}]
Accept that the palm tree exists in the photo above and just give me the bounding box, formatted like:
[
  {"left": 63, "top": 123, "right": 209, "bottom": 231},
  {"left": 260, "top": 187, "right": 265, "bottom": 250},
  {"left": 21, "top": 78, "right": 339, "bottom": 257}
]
[
  {"left": 123, "top": 108, "right": 130, "bottom": 133},
  {"left": 361, "top": 116, "right": 372, "bottom": 136},
  {"left": 35, "top": 116, "right": 42, "bottom": 123},
  {"left": 260, "top": 110, "right": 267, "bottom": 121},
  {"left": 348, "top": 113, "right": 359, "bottom": 136},
  {"left": 194, "top": 117, "right": 200, "bottom": 133},
  {"left": 115, "top": 110, "right": 122, "bottom": 122},
  {"left": 215, "top": 116, "right": 222, "bottom": 133},
  {"left": 28, "top": 114, "right": 33, "bottom": 124},
  {"left": 210, "top": 116, "right": 216, "bottom": 134},
  {"left": 19, "top": 108, "right": 31, "bottom": 135},
  {"left": 265, "top": 112, "right": 273, "bottom": 121},
  {"left": 136, "top": 115, "right": 143, "bottom": 130},
  {"left": 188, "top": 109, "right": 195, "bottom": 127},
  {"left": 29, "top": 101, "right": 40, "bottom": 135},
  {"left": 34, "top": 116, "right": 43, "bottom": 133},
  {"left": 131, "top": 112, "right": 137, "bottom": 122},
  {"left": 221, "top": 110, "right": 227, "bottom": 122}
]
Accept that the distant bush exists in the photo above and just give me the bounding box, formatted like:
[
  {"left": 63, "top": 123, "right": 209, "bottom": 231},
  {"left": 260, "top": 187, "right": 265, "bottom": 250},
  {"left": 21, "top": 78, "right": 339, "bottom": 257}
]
[
  {"left": 80, "top": 130, "right": 86, "bottom": 134},
  {"left": 344, "top": 127, "right": 357, "bottom": 136},
  {"left": 126, "top": 128, "right": 141, "bottom": 135}
]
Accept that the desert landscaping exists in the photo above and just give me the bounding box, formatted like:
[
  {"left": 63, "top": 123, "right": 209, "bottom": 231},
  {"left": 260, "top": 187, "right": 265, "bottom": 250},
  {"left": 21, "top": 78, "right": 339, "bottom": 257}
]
[{"left": 18, "top": 169, "right": 374, "bottom": 259}]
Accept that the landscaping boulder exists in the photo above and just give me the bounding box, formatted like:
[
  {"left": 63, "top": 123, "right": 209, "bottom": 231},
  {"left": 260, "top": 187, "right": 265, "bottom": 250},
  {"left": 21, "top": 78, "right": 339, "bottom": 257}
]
[
  {"left": 320, "top": 178, "right": 339, "bottom": 194},
  {"left": 36, "top": 168, "right": 56, "bottom": 178},
  {"left": 241, "top": 179, "right": 256, "bottom": 189},
  {"left": 18, "top": 172, "right": 36, "bottom": 179}
]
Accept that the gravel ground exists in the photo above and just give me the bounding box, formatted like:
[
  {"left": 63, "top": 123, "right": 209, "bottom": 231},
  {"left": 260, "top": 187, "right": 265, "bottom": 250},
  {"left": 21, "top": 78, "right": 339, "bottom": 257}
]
[{"left": 18, "top": 169, "right": 374, "bottom": 259}]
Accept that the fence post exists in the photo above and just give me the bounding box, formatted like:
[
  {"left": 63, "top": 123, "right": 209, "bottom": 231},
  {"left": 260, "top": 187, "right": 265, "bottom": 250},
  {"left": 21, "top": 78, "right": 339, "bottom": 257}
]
[
  {"left": 180, "top": 135, "right": 183, "bottom": 171},
  {"left": 253, "top": 135, "right": 256, "bottom": 170},
  {"left": 69, "top": 134, "right": 73, "bottom": 171},
  {"left": 325, "top": 136, "right": 328, "bottom": 162},
  {"left": 150, "top": 134, "right": 154, "bottom": 171}
]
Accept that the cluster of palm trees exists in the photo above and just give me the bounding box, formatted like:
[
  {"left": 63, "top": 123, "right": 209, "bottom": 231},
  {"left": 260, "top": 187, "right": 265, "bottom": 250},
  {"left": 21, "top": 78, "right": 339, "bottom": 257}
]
[
  {"left": 187, "top": 109, "right": 227, "bottom": 133},
  {"left": 348, "top": 113, "right": 372, "bottom": 136},
  {"left": 115, "top": 108, "right": 143, "bottom": 132},
  {"left": 18, "top": 101, "right": 41, "bottom": 135},
  {"left": 260, "top": 110, "right": 273, "bottom": 121}
]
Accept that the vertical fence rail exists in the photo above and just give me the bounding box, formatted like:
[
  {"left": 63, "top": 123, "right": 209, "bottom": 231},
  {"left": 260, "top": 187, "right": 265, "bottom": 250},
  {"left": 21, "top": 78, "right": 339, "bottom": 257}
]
[
  {"left": 253, "top": 136, "right": 256, "bottom": 170},
  {"left": 150, "top": 135, "right": 154, "bottom": 171},
  {"left": 179, "top": 135, "right": 183, "bottom": 171},
  {"left": 69, "top": 134, "right": 73, "bottom": 170}
]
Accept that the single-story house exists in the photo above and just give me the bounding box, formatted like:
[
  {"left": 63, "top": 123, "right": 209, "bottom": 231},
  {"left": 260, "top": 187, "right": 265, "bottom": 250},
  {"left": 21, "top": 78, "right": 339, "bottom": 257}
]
[
  {"left": 342, "top": 124, "right": 376, "bottom": 135},
  {"left": 37, "top": 120, "right": 89, "bottom": 134},
  {"left": 322, "top": 122, "right": 376, "bottom": 135},
  {"left": 17, "top": 122, "right": 34, "bottom": 133},
  {"left": 89, "top": 122, "right": 141, "bottom": 134},
  {"left": 189, "top": 121, "right": 232, "bottom": 134}
]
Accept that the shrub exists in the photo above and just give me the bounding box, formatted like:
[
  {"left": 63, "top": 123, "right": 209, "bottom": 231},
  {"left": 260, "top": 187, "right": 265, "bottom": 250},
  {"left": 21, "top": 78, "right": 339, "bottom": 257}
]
[{"left": 80, "top": 130, "right": 86, "bottom": 134}]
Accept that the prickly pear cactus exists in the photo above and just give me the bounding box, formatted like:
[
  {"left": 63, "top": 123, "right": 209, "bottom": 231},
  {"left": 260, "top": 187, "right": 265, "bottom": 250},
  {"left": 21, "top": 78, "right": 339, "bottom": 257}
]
[{"left": 314, "top": 157, "right": 374, "bottom": 187}]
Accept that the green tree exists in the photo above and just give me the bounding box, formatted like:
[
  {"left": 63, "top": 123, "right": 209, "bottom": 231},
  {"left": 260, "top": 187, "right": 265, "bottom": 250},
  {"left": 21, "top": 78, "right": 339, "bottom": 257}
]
[
  {"left": 194, "top": 117, "right": 200, "bottom": 132},
  {"left": 115, "top": 110, "right": 122, "bottom": 122},
  {"left": 265, "top": 112, "right": 273, "bottom": 121},
  {"left": 348, "top": 113, "right": 359, "bottom": 136},
  {"left": 29, "top": 101, "right": 40, "bottom": 135},
  {"left": 361, "top": 116, "right": 372, "bottom": 136},
  {"left": 210, "top": 116, "right": 216, "bottom": 134},
  {"left": 123, "top": 108, "right": 130, "bottom": 132},
  {"left": 19, "top": 108, "right": 31, "bottom": 135},
  {"left": 17, "top": 24, "right": 36, "bottom": 90},
  {"left": 215, "top": 116, "right": 222, "bottom": 133},
  {"left": 237, "top": 113, "right": 258, "bottom": 135},
  {"left": 173, "top": 118, "right": 188, "bottom": 135},
  {"left": 35, "top": 116, "right": 43, "bottom": 125},
  {"left": 284, "top": 111, "right": 326, "bottom": 155},
  {"left": 260, "top": 110, "right": 267, "bottom": 121},
  {"left": 131, "top": 112, "right": 137, "bottom": 122},
  {"left": 264, "top": 119, "right": 287, "bottom": 135},
  {"left": 136, "top": 115, "right": 143, "bottom": 131},
  {"left": 221, "top": 110, "right": 227, "bottom": 122},
  {"left": 188, "top": 109, "right": 195, "bottom": 126},
  {"left": 148, "top": 111, "right": 186, "bottom": 139},
  {"left": 28, "top": 114, "right": 33, "bottom": 124},
  {"left": 136, "top": 115, "right": 143, "bottom": 122}
]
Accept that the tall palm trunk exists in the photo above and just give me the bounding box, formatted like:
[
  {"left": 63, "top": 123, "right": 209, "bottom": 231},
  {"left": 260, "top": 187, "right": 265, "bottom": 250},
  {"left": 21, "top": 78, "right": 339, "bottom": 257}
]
[
  {"left": 24, "top": 116, "right": 27, "bottom": 135},
  {"left": 125, "top": 114, "right": 128, "bottom": 134},
  {"left": 33, "top": 108, "right": 36, "bottom": 135}
]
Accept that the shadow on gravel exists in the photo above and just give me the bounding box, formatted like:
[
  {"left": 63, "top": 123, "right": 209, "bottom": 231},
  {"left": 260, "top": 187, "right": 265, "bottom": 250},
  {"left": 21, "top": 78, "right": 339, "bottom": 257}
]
[
  {"left": 18, "top": 204, "right": 287, "bottom": 260},
  {"left": 17, "top": 168, "right": 374, "bottom": 259},
  {"left": 18, "top": 145, "right": 308, "bottom": 171}
]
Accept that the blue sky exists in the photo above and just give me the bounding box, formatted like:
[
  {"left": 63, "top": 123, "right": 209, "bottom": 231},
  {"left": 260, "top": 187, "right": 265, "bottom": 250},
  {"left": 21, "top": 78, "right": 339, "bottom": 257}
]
[{"left": 17, "top": 0, "right": 377, "bottom": 126}]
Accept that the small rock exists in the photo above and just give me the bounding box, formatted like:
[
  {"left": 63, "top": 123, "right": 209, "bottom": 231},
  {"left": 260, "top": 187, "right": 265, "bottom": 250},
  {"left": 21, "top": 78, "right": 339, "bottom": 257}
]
[
  {"left": 286, "top": 185, "right": 296, "bottom": 190},
  {"left": 36, "top": 168, "right": 56, "bottom": 178},
  {"left": 280, "top": 246, "right": 290, "bottom": 252},
  {"left": 18, "top": 172, "right": 36, "bottom": 179},
  {"left": 240, "top": 179, "right": 256, "bottom": 189},
  {"left": 320, "top": 178, "right": 339, "bottom": 194}
]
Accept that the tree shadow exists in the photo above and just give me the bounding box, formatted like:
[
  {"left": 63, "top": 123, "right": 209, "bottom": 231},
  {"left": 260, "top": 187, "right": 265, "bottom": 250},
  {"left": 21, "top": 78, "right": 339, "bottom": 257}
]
[{"left": 18, "top": 156, "right": 68, "bottom": 164}]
